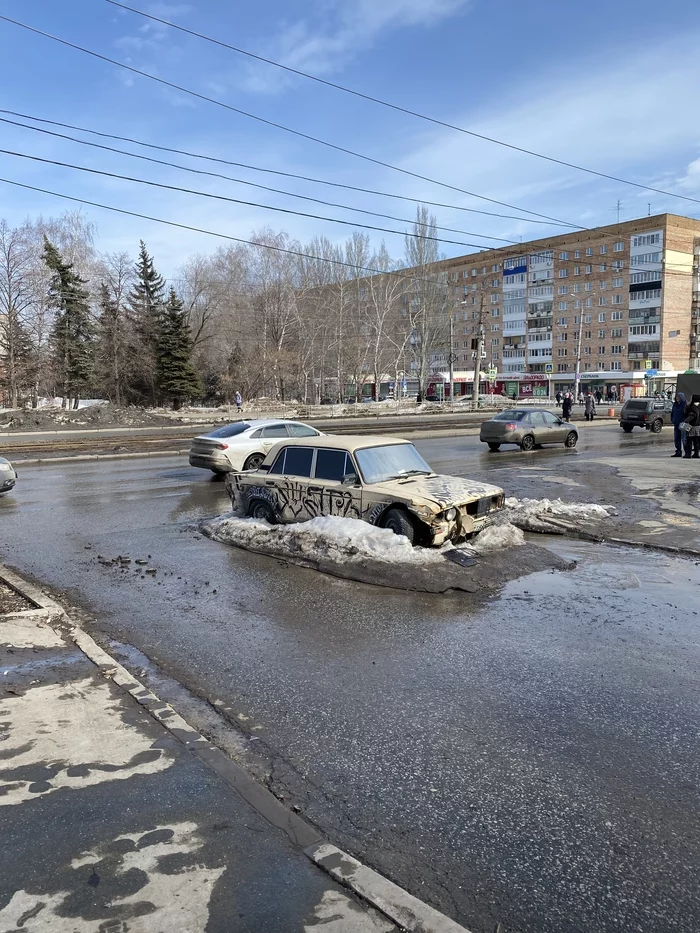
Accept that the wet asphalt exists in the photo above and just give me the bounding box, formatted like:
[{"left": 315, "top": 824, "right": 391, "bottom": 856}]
[{"left": 1, "top": 423, "right": 699, "bottom": 933}]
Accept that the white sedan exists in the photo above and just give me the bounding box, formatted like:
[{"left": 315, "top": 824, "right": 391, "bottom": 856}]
[
  {"left": 0, "top": 457, "right": 17, "bottom": 494},
  {"left": 189, "top": 419, "right": 323, "bottom": 473}
]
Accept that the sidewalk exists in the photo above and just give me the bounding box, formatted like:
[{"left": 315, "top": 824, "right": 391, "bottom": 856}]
[{"left": 0, "top": 570, "right": 469, "bottom": 933}]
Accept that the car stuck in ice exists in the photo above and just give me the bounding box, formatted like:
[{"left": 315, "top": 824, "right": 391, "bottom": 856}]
[{"left": 225, "top": 435, "right": 505, "bottom": 546}]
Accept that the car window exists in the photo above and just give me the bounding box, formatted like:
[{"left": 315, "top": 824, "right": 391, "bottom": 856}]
[
  {"left": 625, "top": 400, "right": 649, "bottom": 410},
  {"left": 493, "top": 410, "right": 527, "bottom": 421},
  {"left": 268, "top": 450, "right": 286, "bottom": 474},
  {"left": 528, "top": 412, "right": 546, "bottom": 425},
  {"left": 207, "top": 422, "right": 250, "bottom": 439},
  {"left": 542, "top": 411, "right": 559, "bottom": 425},
  {"left": 314, "top": 448, "right": 350, "bottom": 481},
  {"left": 280, "top": 446, "right": 314, "bottom": 477},
  {"left": 261, "top": 424, "right": 290, "bottom": 438},
  {"left": 288, "top": 423, "right": 319, "bottom": 437}
]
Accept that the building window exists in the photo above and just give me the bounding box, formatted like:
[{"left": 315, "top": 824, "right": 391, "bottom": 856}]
[
  {"left": 558, "top": 348, "right": 568, "bottom": 357},
  {"left": 584, "top": 315, "right": 592, "bottom": 323},
  {"left": 599, "top": 298, "right": 607, "bottom": 307},
  {"left": 491, "top": 294, "right": 499, "bottom": 303},
  {"left": 557, "top": 316, "right": 568, "bottom": 326},
  {"left": 585, "top": 265, "right": 592, "bottom": 274},
  {"left": 573, "top": 284, "right": 581, "bottom": 293},
  {"left": 611, "top": 361, "right": 622, "bottom": 370},
  {"left": 573, "top": 266, "right": 581, "bottom": 275},
  {"left": 492, "top": 324, "right": 500, "bottom": 332},
  {"left": 632, "top": 233, "right": 661, "bottom": 247},
  {"left": 558, "top": 285, "right": 569, "bottom": 295},
  {"left": 612, "top": 328, "right": 623, "bottom": 338},
  {"left": 613, "top": 277, "right": 623, "bottom": 288},
  {"left": 492, "top": 337, "right": 500, "bottom": 345},
  {"left": 598, "top": 329, "right": 605, "bottom": 338},
  {"left": 574, "top": 299, "right": 581, "bottom": 309},
  {"left": 614, "top": 242, "right": 624, "bottom": 252},
  {"left": 558, "top": 333, "right": 568, "bottom": 341},
  {"left": 574, "top": 249, "right": 581, "bottom": 259},
  {"left": 586, "top": 247, "right": 593, "bottom": 256},
  {"left": 584, "top": 330, "right": 592, "bottom": 338},
  {"left": 599, "top": 312, "right": 606, "bottom": 321},
  {"left": 630, "top": 270, "right": 663, "bottom": 285},
  {"left": 491, "top": 278, "right": 500, "bottom": 287},
  {"left": 492, "top": 264, "right": 500, "bottom": 273},
  {"left": 472, "top": 268, "right": 477, "bottom": 277},
  {"left": 558, "top": 269, "right": 569, "bottom": 278},
  {"left": 611, "top": 345, "right": 624, "bottom": 354},
  {"left": 613, "top": 260, "right": 624, "bottom": 271},
  {"left": 584, "top": 347, "right": 592, "bottom": 355},
  {"left": 559, "top": 251, "right": 569, "bottom": 260},
  {"left": 630, "top": 252, "right": 661, "bottom": 266},
  {"left": 481, "top": 267, "right": 487, "bottom": 275},
  {"left": 631, "top": 288, "right": 662, "bottom": 301},
  {"left": 557, "top": 364, "right": 569, "bottom": 372},
  {"left": 585, "top": 282, "right": 593, "bottom": 292},
  {"left": 558, "top": 302, "right": 568, "bottom": 311},
  {"left": 492, "top": 307, "right": 500, "bottom": 316},
  {"left": 600, "top": 245, "right": 608, "bottom": 254},
  {"left": 585, "top": 299, "right": 592, "bottom": 309},
  {"left": 600, "top": 264, "right": 607, "bottom": 272},
  {"left": 600, "top": 281, "right": 607, "bottom": 290},
  {"left": 612, "top": 295, "right": 622, "bottom": 305},
  {"left": 492, "top": 352, "right": 499, "bottom": 361},
  {"left": 611, "top": 311, "right": 623, "bottom": 321},
  {"left": 463, "top": 270, "right": 468, "bottom": 278},
  {"left": 598, "top": 346, "right": 606, "bottom": 354}
]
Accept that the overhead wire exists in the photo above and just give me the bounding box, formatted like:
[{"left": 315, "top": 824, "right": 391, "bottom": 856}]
[
  {"left": 0, "top": 116, "right": 517, "bottom": 244},
  {"left": 0, "top": 147, "right": 509, "bottom": 250},
  {"left": 0, "top": 13, "right": 577, "bottom": 228},
  {"left": 107, "top": 0, "right": 700, "bottom": 210}
]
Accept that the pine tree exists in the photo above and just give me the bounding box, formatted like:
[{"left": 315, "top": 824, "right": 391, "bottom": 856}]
[
  {"left": 43, "top": 237, "right": 95, "bottom": 408},
  {"left": 127, "top": 240, "right": 166, "bottom": 406},
  {"left": 156, "top": 288, "right": 201, "bottom": 410}
]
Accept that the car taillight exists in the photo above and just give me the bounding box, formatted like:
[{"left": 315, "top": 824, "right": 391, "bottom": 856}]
[
  {"left": 642, "top": 415, "right": 648, "bottom": 421},
  {"left": 215, "top": 443, "right": 228, "bottom": 449},
  {"left": 505, "top": 423, "right": 516, "bottom": 430}
]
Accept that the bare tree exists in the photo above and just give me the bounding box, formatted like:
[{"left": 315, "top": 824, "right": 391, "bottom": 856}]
[{"left": 0, "top": 221, "right": 36, "bottom": 407}]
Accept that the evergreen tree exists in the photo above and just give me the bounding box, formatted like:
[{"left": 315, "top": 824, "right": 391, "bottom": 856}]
[
  {"left": 43, "top": 237, "right": 95, "bottom": 408},
  {"left": 127, "top": 240, "right": 166, "bottom": 406},
  {"left": 156, "top": 288, "right": 201, "bottom": 409}
]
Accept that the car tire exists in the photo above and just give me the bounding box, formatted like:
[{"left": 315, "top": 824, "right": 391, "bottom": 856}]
[
  {"left": 383, "top": 507, "right": 415, "bottom": 545},
  {"left": 650, "top": 418, "right": 663, "bottom": 434},
  {"left": 247, "top": 499, "right": 277, "bottom": 524},
  {"left": 564, "top": 431, "right": 578, "bottom": 448},
  {"left": 244, "top": 452, "right": 265, "bottom": 470},
  {"left": 621, "top": 423, "right": 633, "bottom": 433},
  {"left": 487, "top": 443, "right": 501, "bottom": 452},
  {"left": 520, "top": 434, "right": 535, "bottom": 452}
]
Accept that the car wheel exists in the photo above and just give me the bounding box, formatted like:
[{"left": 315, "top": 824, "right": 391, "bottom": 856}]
[
  {"left": 520, "top": 434, "right": 535, "bottom": 452},
  {"left": 564, "top": 431, "right": 578, "bottom": 448},
  {"left": 651, "top": 418, "right": 663, "bottom": 434},
  {"left": 487, "top": 443, "right": 501, "bottom": 452},
  {"left": 248, "top": 499, "right": 277, "bottom": 524},
  {"left": 383, "top": 508, "right": 415, "bottom": 545},
  {"left": 621, "top": 423, "right": 633, "bottom": 433},
  {"left": 244, "top": 452, "right": 265, "bottom": 470}
]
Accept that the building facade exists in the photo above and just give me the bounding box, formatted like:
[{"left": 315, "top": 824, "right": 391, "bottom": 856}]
[{"left": 430, "top": 213, "right": 700, "bottom": 395}]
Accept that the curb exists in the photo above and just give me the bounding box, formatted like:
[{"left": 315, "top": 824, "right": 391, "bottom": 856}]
[
  {"left": 11, "top": 448, "right": 191, "bottom": 466},
  {"left": 0, "top": 563, "right": 473, "bottom": 933}
]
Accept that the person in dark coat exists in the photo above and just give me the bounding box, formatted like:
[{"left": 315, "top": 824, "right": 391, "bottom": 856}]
[
  {"left": 562, "top": 392, "right": 573, "bottom": 421},
  {"left": 584, "top": 392, "right": 596, "bottom": 421},
  {"left": 671, "top": 392, "right": 686, "bottom": 457},
  {"left": 683, "top": 394, "right": 700, "bottom": 458}
]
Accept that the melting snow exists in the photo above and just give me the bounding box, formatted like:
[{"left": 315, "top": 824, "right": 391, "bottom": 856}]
[
  {"left": 505, "top": 497, "right": 613, "bottom": 520},
  {"left": 472, "top": 521, "right": 525, "bottom": 552}
]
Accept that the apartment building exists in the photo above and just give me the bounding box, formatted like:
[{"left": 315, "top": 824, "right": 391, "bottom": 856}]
[{"left": 434, "top": 213, "right": 700, "bottom": 395}]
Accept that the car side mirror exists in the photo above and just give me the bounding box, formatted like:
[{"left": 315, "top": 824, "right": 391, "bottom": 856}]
[{"left": 341, "top": 473, "right": 359, "bottom": 486}]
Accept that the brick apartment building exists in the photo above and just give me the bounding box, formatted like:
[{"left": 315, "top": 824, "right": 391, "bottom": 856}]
[{"left": 429, "top": 212, "right": 700, "bottom": 397}]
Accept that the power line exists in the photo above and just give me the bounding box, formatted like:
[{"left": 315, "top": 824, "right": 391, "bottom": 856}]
[
  {"left": 0, "top": 108, "right": 572, "bottom": 227},
  {"left": 108, "top": 0, "right": 700, "bottom": 210},
  {"left": 0, "top": 147, "right": 510, "bottom": 250},
  {"left": 0, "top": 175, "right": 465, "bottom": 285},
  {"left": 0, "top": 13, "right": 577, "bottom": 228},
  {"left": 0, "top": 115, "right": 517, "bottom": 244}
]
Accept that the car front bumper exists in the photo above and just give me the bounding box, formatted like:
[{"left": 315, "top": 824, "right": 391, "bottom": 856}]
[{"left": 0, "top": 476, "right": 16, "bottom": 492}]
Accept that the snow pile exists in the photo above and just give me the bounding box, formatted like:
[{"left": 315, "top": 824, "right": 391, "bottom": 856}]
[
  {"left": 504, "top": 497, "right": 614, "bottom": 533},
  {"left": 203, "top": 513, "right": 444, "bottom": 567},
  {"left": 472, "top": 521, "right": 525, "bottom": 553}
]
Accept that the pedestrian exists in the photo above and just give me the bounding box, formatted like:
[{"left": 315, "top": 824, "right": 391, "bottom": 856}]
[
  {"left": 235, "top": 391, "right": 243, "bottom": 412},
  {"left": 682, "top": 394, "right": 700, "bottom": 458},
  {"left": 584, "top": 391, "right": 596, "bottom": 422},
  {"left": 578, "top": 390, "right": 584, "bottom": 406},
  {"left": 671, "top": 392, "right": 686, "bottom": 457},
  {"left": 555, "top": 390, "right": 562, "bottom": 406},
  {"left": 562, "top": 392, "right": 573, "bottom": 421},
  {"left": 594, "top": 389, "right": 602, "bottom": 405}
]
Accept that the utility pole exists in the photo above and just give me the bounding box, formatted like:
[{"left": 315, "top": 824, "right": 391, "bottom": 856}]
[
  {"left": 616, "top": 199, "right": 622, "bottom": 223},
  {"left": 574, "top": 312, "right": 584, "bottom": 402},
  {"left": 449, "top": 312, "right": 455, "bottom": 409},
  {"left": 472, "top": 323, "right": 485, "bottom": 406}
]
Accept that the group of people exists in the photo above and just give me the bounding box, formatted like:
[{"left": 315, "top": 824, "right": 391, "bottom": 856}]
[
  {"left": 671, "top": 393, "right": 700, "bottom": 458},
  {"left": 559, "top": 391, "right": 596, "bottom": 422}
]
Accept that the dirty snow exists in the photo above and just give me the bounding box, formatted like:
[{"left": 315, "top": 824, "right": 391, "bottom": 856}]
[
  {"left": 504, "top": 497, "right": 614, "bottom": 533},
  {"left": 472, "top": 521, "right": 525, "bottom": 552}
]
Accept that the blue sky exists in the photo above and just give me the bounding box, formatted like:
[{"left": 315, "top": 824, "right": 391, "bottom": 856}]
[{"left": 1, "top": 0, "right": 699, "bottom": 276}]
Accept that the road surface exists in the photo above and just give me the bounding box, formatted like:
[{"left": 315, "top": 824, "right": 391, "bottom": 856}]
[{"left": 1, "top": 423, "right": 698, "bottom": 933}]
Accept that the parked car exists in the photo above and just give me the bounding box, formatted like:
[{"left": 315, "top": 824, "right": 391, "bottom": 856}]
[
  {"left": 619, "top": 397, "right": 673, "bottom": 433},
  {"left": 0, "top": 457, "right": 17, "bottom": 494},
  {"left": 225, "top": 435, "right": 505, "bottom": 546},
  {"left": 189, "top": 420, "right": 323, "bottom": 473},
  {"left": 479, "top": 409, "right": 578, "bottom": 451}
]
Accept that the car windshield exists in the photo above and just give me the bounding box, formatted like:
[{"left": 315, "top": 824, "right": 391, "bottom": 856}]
[
  {"left": 355, "top": 444, "right": 433, "bottom": 485},
  {"left": 493, "top": 410, "right": 527, "bottom": 421},
  {"left": 207, "top": 422, "right": 251, "bottom": 439}
]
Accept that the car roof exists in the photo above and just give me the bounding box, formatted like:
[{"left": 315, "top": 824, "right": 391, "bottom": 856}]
[{"left": 266, "top": 434, "right": 410, "bottom": 452}]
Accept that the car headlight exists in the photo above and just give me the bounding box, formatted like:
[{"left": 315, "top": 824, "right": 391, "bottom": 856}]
[
  {"left": 0, "top": 463, "right": 11, "bottom": 471},
  {"left": 445, "top": 507, "right": 457, "bottom": 521}
]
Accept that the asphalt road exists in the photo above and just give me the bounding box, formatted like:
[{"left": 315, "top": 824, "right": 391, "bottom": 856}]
[{"left": 1, "top": 423, "right": 698, "bottom": 933}]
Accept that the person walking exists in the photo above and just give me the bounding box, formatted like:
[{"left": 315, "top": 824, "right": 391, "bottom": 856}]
[
  {"left": 584, "top": 391, "right": 596, "bottom": 422},
  {"left": 555, "top": 390, "right": 562, "bottom": 406},
  {"left": 683, "top": 394, "right": 700, "bottom": 458},
  {"left": 234, "top": 391, "right": 243, "bottom": 412},
  {"left": 562, "top": 392, "right": 573, "bottom": 421},
  {"left": 671, "top": 392, "right": 687, "bottom": 457}
]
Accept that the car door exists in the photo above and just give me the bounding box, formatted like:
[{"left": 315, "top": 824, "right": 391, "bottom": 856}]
[
  {"left": 527, "top": 411, "right": 549, "bottom": 444},
  {"left": 309, "top": 448, "right": 362, "bottom": 520},
  {"left": 264, "top": 445, "right": 317, "bottom": 522},
  {"left": 258, "top": 423, "right": 291, "bottom": 455},
  {"left": 288, "top": 422, "right": 321, "bottom": 438},
  {"left": 542, "top": 409, "right": 567, "bottom": 442}
]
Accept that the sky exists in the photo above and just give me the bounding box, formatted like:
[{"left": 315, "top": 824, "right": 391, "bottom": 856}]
[{"left": 1, "top": 0, "right": 699, "bottom": 278}]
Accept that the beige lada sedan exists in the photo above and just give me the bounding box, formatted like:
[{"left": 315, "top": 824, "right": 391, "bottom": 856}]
[{"left": 225, "top": 435, "right": 505, "bottom": 546}]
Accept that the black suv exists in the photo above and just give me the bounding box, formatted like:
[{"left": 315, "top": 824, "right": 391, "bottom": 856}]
[{"left": 619, "top": 397, "right": 673, "bottom": 433}]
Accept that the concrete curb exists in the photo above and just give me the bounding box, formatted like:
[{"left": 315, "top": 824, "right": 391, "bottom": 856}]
[
  {"left": 12, "top": 449, "right": 191, "bottom": 466},
  {"left": 0, "top": 563, "right": 473, "bottom": 933}
]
